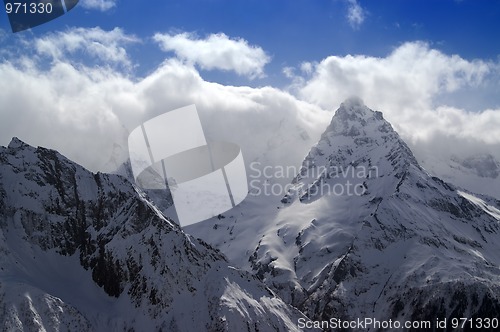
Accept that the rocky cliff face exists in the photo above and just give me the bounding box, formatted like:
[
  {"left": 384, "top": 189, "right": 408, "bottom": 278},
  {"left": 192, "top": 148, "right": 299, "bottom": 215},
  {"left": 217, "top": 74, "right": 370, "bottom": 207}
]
[{"left": 0, "top": 138, "right": 311, "bottom": 332}]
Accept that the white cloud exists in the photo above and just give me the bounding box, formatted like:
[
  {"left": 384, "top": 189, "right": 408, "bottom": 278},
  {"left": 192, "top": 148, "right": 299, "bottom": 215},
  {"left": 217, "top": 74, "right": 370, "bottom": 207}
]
[
  {"left": 80, "top": 0, "right": 117, "bottom": 11},
  {"left": 346, "top": 0, "right": 366, "bottom": 29},
  {"left": 34, "top": 27, "right": 139, "bottom": 69},
  {"left": 299, "top": 42, "right": 492, "bottom": 111},
  {"left": 300, "top": 62, "right": 314, "bottom": 75},
  {"left": 153, "top": 32, "right": 271, "bottom": 79},
  {"left": 282, "top": 66, "right": 295, "bottom": 79}
]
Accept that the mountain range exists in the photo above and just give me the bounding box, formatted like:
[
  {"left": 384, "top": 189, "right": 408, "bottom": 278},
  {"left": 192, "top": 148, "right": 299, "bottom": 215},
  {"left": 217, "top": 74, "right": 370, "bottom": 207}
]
[
  {"left": 0, "top": 138, "right": 310, "bottom": 331},
  {"left": 2, "top": 98, "right": 500, "bottom": 331}
]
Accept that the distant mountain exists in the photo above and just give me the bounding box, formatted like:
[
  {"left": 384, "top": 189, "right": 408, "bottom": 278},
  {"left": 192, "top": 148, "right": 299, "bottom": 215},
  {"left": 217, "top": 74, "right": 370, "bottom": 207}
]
[
  {"left": 419, "top": 152, "right": 500, "bottom": 201},
  {"left": 188, "top": 98, "right": 500, "bottom": 328},
  {"left": 459, "top": 154, "right": 500, "bottom": 179},
  {"left": 0, "top": 138, "right": 311, "bottom": 331}
]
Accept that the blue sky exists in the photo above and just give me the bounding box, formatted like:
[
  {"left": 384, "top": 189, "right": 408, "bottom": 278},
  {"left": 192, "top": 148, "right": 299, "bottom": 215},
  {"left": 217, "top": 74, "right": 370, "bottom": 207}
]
[
  {"left": 1, "top": 0, "right": 499, "bottom": 172},
  {"left": 2, "top": 0, "right": 499, "bottom": 85}
]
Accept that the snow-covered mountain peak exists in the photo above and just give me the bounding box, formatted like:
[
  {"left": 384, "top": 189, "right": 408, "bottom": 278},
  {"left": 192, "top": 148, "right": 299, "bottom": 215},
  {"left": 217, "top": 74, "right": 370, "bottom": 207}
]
[
  {"left": 284, "top": 99, "right": 418, "bottom": 204},
  {"left": 251, "top": 100, "right": 500, "bottom": 322},
  {"left": 336, "top": 96, "right": 372, "bottom": 118},
  {"left": 326, "top": 97, "right": 386, "bottom": 137},
  {"left": 338, "top": 95, "right": 365, "bottom": 111}
]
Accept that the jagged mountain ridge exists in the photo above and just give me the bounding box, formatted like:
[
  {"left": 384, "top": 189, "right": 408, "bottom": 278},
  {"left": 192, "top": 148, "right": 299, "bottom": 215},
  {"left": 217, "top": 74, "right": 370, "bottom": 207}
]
[
  {"left": 0, "top": 138, "right": 312, "bottom": 331},
  {"left": 188, "top": 97, "right": 500, "bottom": 328}
]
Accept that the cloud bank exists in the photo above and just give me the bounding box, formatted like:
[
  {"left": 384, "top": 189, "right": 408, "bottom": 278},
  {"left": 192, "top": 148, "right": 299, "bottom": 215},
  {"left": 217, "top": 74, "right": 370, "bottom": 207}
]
[
  {"left": 0, "top": 28, "right": 326, "bottom": 175},
  {"left": 294, "top": 42, "right": 500, "bottom": 149},
  {"left": 1, "top": 28, "right": 499, "bottom": 186}
]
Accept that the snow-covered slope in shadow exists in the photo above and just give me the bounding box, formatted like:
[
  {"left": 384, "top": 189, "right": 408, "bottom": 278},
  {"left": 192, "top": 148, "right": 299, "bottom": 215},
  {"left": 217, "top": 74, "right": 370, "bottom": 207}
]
[{"left": 0, "top": 138, "right": 312, "bottom": 332}]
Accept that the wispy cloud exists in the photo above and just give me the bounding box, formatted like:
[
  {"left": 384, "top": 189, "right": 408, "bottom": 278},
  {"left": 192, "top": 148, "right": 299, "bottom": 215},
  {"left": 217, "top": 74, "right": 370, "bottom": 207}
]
[
  {"left": 80, "top": 0, "right": 118, "bottom": 12},
  {"left": 153, "top": 32, "right": 271, "bottom": 79},
  {"left": 34, "top": 27, "right": 139, "bottom": 70},
  {"left": 0, "top": 29, "right": 7, "bottom": 42},
  {"left": 346, "top": 0, "right": 366, "bottom": 29}
]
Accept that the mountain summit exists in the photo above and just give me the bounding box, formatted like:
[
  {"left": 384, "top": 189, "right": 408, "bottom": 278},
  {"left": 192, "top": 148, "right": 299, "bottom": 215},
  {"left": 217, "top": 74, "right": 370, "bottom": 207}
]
[
  {"left": 326, "top": 96, "right": 382, "bottom": 135},
  {"left": 190, "top": 98, "right": 500, "bottom": 325},
  {"left": 282, "top": 97, "right": 417, "bottom": 205}
]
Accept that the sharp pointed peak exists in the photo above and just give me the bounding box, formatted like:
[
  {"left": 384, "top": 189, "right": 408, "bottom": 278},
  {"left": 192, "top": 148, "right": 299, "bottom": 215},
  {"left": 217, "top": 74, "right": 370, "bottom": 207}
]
[
  {"left": 7, "top": 137, "right": 30, "bottom": 149},
  {"left": 340, "top": 96, "right": 365, "bottom": 109},
  {"left": 325, "top": 99, "right": 388, "bottom": 138},
  {"left": 334, "top": 97, "right": 384, "bottom": 121}
]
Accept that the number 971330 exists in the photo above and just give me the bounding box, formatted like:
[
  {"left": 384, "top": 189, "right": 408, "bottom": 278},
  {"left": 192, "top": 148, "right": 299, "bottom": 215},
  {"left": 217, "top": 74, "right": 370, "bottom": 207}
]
[{"left": 6, "top": 2, "right": 53, "bottom": 14}]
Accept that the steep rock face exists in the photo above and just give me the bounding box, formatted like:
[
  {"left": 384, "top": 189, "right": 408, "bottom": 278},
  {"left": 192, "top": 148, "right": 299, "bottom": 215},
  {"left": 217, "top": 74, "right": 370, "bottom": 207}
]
[
  {"left": 190, "top": 98, "right": 500, "bottom": 327},
  {"left": 0, "top": 138, "right": 311, "bottom": 332}
]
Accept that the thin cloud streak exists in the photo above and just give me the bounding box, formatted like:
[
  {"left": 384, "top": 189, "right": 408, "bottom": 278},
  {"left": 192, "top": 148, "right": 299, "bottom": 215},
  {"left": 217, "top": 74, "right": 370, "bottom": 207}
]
[
  {"left": 80, "top": 0, "right": 117, "bottom": 11},
  {"left": 346, "top": 0, "right": 366, "bottom": 29}
]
